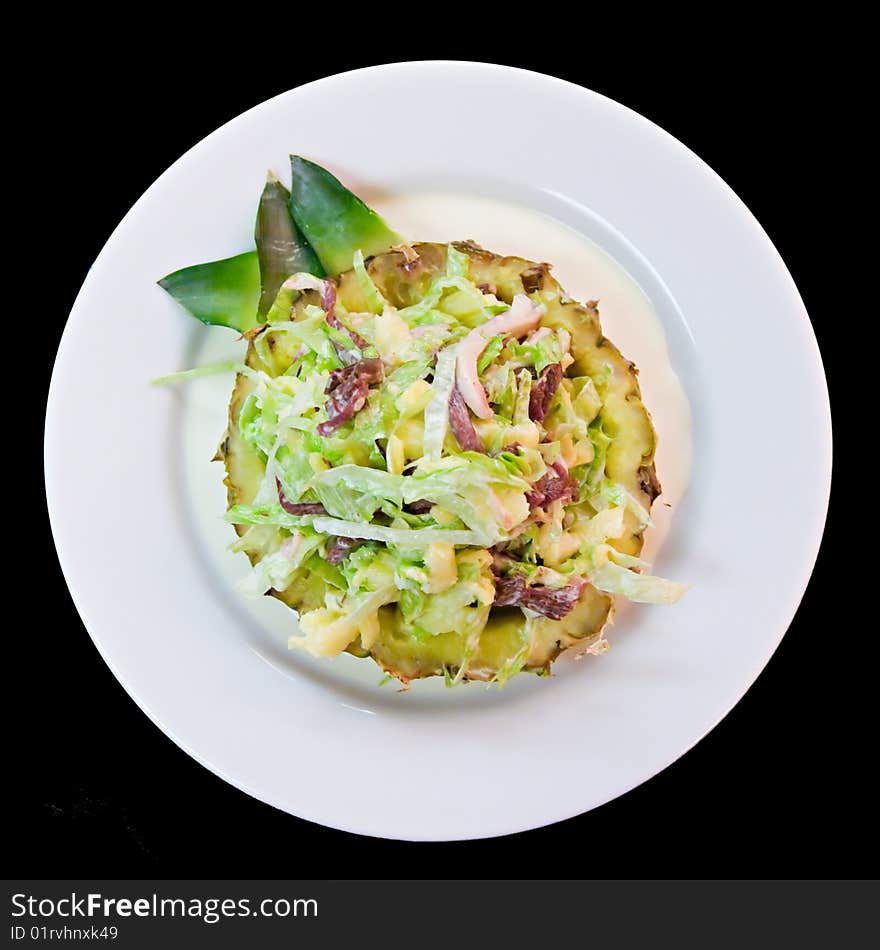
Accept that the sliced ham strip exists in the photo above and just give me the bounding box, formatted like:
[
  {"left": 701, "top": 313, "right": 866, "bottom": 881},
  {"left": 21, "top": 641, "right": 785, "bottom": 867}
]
[
  {"left": 277, "top": 479, "right": 326, "bottom": 515},
  {"left": 455, "top": 294, "right": 541, "bottom": 419},
  {"left": 526, "top": 459, "right": 579, "bottom": 509},
  {"left": 283, "top": 273, "right": 336, "bottom": 313},
  {"left": 523, "top": 326, "right": 552, "bottom": 347},
  {"left": 316, "top": 358, "right": 384, "bottom": 436},
  {"left": 403, "top": 500, "right": 434, "bottom": 514},
  {"left": 326, "top": 310, "right": 369, "bottom": 356},
  {"left": 492, "top": 573, "right": 527, "bottom": 607},
  {"left": 448, "top": 384, "right": 485, "bottom": 453},
  {"left": 529, "top": 363, "right": 562, "bottom": 422},
  {"left": 326, "top": 536, "right": 364, "bottom": 564},
  {"left": 493, "top": 572, "right": 588, "bottom": 620},
  {"left": 520, "top": 577, "right": 588, "bottom": 619},
  {"left": 284, "top": 274, "right": 366, "bottom": 357}
]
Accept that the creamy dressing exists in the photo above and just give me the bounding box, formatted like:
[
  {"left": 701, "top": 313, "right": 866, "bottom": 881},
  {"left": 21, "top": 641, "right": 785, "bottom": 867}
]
[{"left": 182, "top": 190, "right": 693, "bottom": 659}]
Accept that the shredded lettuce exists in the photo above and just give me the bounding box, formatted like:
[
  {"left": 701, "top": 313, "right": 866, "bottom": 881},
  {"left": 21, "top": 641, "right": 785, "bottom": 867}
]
[
  {"left": 264, "top": 281, "right": 299, "bottom": 325},
  {"left": 310, "top": 516, "right": 485, "bottom": 548},
  {"left": 408, "top": 454, "right": 530, "bottom": 541},
  {"left": 546, "top": 379, "right": 589, "bottom": 444},
  {"left": 477, "top": 334, "right": 505, "bottom": 374},
  {"left": 510, "top": 331, "right": 566, "bottom": 374},
  {"left": 589, "top": 558, "right": 687, "bottom": 604},
  {"left": 422, "top": 344, "right": 459, "bottom": 460},
  {"left": 445, "top": 243, "right": 469, "bottom": 279},
  {"left": 591, "top": 479, "right": 653, "bottom": 528},
  {"left": 399, "top": 550, "right": 493, "bottom": 639},
  {"left": 561, "top": 543, "right": 686, "bottom": 605},
  {"left": 311, "top": 465, "right": 403, "bottom": 521},
  {"left": 237, "top": 530, "right": 323, "bottom": 596},
  {"left": 584, "top": 418, "right": 613, "bottom": 492},
  {"left": 352, "top": 249, "right": 386, "bottom": 315},
  {"left": 226, "top": 503, "right": 305, "bottom": 529},
  {"left": 150, "top": 361, "right": 246, "bottom": 386},
  {"left": 571, "top": 377, "right": 602, "bottom": 424},
  {"left": 494, "top": 644, "right": 529, "bottom": 689},
  {"left": 513, "top": 370, "right": 532, "bottom": 425},
  {"left": 397, "top": 244, "right": 501, "bottom": 327}
]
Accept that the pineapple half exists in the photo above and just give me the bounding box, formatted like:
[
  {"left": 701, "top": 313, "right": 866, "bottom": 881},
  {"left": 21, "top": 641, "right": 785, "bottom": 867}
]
[{"left": 221, "top": 242, "right": 660, "bottom": 684}]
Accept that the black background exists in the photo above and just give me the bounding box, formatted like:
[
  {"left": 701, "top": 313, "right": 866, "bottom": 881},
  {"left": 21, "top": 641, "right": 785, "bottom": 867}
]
[{"left": 12, "top": 34, "right": 855, "bottom": 878}]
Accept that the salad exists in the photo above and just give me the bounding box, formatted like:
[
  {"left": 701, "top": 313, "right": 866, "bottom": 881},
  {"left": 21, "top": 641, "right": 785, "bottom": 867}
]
[{"left": 158, "top": 157, "right": 685, "bottom": 687}]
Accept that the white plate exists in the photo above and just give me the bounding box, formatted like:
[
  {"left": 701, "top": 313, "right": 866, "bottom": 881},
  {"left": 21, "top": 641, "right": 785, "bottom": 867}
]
[{"left": 45, "top": 62, "right": 831, "bottom": 841}]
